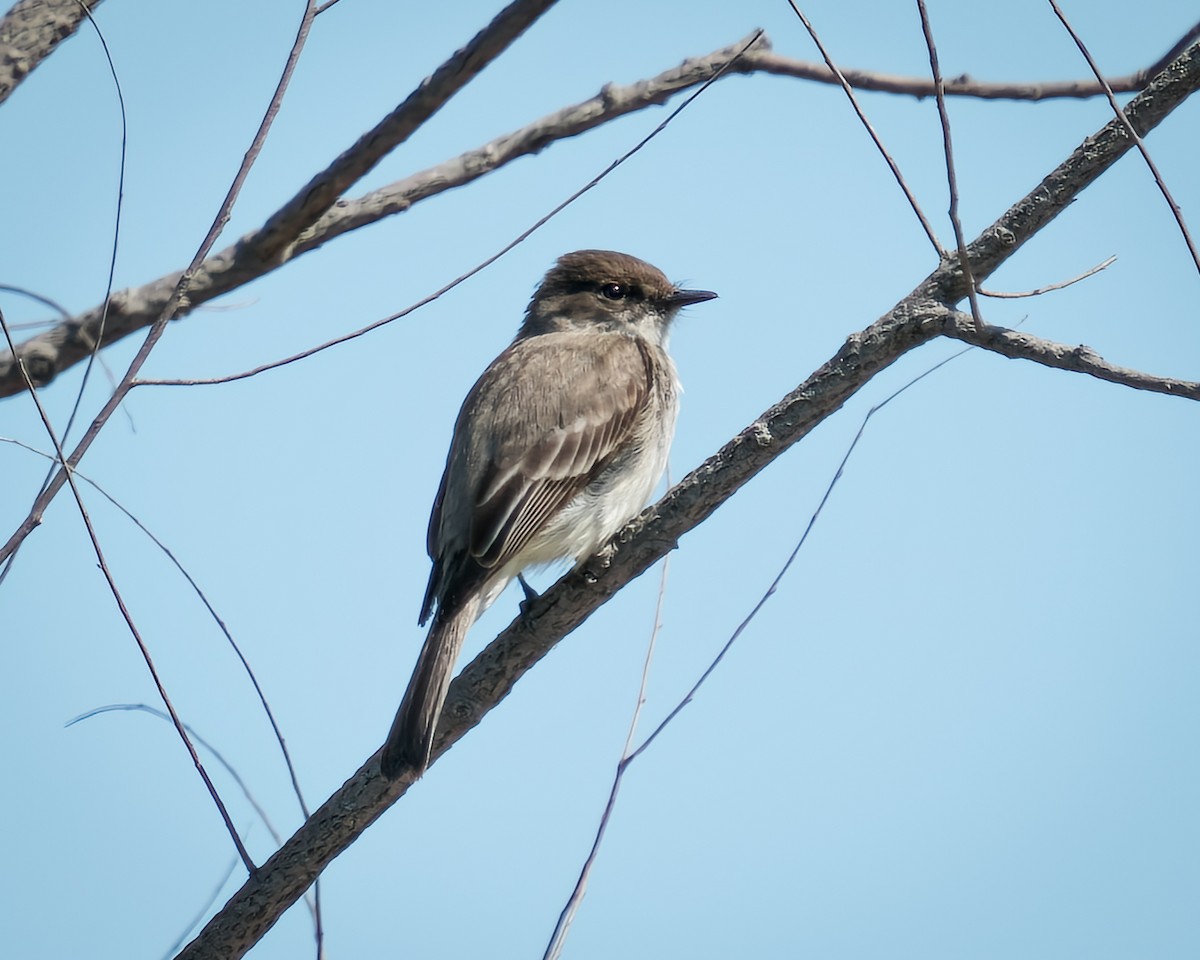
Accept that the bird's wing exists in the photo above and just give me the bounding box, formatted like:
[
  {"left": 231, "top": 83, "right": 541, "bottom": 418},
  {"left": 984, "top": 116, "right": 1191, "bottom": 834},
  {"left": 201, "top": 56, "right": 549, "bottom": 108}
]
[{"left": 466, "top": 331, "right": 654, "bottom": 571}]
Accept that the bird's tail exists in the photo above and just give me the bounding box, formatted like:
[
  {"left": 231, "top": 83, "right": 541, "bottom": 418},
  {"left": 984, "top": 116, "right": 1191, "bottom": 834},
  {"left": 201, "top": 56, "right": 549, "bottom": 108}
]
[{"left": 381, "top": 596, "right": 480, "bottom": 780}]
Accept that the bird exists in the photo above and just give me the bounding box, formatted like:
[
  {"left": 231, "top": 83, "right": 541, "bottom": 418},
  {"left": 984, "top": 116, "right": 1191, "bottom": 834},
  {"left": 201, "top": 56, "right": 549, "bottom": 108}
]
[{"left": 380, "top": 249, "right": 717, "bottom": 779}]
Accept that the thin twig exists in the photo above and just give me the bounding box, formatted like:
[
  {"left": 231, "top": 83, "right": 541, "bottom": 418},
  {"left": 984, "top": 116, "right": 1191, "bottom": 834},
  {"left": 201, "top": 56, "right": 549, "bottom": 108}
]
[
  {"left": 252, "top": 0, "right": 561, "bottom": 266},
  {"left": 3, "top": 46, "right": 129, "bottom": 584},
  {"left": 56, "top": 1, "right": 126, "bottom": 452},
  {"left": 0, "top": 317, "right": 55, "bottom": 331},
  {"left": 1047, "top": 0, "right": 1200, "bottom": 276},
  {"left": 0, "top": 0, "right": 556, "bottom": 560},
  {"left": 67, "top": 702, "right": 322, "bottom": 948},
  {"left": 548, "top": 337, "right": 989, "bottom": 950},
  {"left": 14, "top": 20, "right": 1200, "bottom": 401},
  {"left": 0, "top": 33, "right": 750, "bottom": 396},
  {"left": 978, "top": 255, "right": 1116, "bottom": 298},
  {"left": 159, "top": 854, "right": 242, "bottom": 960},
  {"left": 10, "top": 20, "right": 1200, "bottom": 396},
  {"left": 0, "top": 0, "right": 134, "bottom": 587},
  {"left": 0, "top": 305, "right": 256, "bottom": 872},
  {"left": 916, "top": 0, "right": 985, "bottom": 329},
  {"left": 135, "top": 31, "right": 767, "bottom": 388},
  {"left": 0, "top": 2, "right": 318, "bottom": 567},
  {"left": 0, "top": 285, "right": 129, "bottom": 408},
  {"left": 69, "top": 705, "right": 283, "bottom": 845},
  {"left": 0, "top": 286, "right": 127, "bottom": 591},
  {"left": 785, "top": 1, "right": 945, "bottom": 256},
  {"left": 0, "top": 0, "right": 327, "bottom": 872},
  {"left": 2, "top": 434, "right": 314, "bottom": 827},
  {"left": 745, "top": 24, "right": 1200, "bottom": 100},
  {"left": 630, "top": 343, "right": 978, "bottom": 764},
  {"left": 0, "top": 287, "right": 73, "bottom": 328},
  {"left": 542, "top": 556, "right": 671, "bottom": 960}
]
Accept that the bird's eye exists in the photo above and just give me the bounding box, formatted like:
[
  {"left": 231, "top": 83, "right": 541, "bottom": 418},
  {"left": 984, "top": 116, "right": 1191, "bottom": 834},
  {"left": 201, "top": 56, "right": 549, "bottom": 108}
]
[{"left": 599, "top": 283, "right": 626, "bottom": 300}]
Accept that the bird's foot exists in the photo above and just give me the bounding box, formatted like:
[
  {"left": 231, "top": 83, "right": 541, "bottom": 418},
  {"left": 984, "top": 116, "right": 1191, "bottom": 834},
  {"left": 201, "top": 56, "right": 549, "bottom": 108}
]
[
  {"left": 517, "top": 574, "right": 540, "bottom": 616},
  {"left": 581, "top": 542, "right": 617, "bottom": 583}
]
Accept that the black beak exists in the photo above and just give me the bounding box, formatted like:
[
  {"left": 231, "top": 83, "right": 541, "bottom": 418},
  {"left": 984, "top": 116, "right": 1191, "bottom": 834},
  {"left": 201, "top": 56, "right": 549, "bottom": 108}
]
[{"left": 665, "top": 287, "right": 718, "bottom": 307}]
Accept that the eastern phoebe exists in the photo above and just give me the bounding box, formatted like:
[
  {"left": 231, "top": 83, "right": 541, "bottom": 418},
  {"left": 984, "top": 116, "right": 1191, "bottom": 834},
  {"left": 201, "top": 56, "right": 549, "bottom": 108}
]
[{"left": 381, "top": 250, "right": 716, "bottom": 779}]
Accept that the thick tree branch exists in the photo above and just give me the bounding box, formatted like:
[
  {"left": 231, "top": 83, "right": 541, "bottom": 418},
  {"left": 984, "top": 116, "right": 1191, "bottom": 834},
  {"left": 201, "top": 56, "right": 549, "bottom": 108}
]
[
  {"left": 5, "top": 21, "right": 1199, "bottom": 398},
  {"left": 0, "top": 0, "right": 103, "bottom": 105},
  {"left": 172, "top": 38, "right": 1200, "bottom": 960}
]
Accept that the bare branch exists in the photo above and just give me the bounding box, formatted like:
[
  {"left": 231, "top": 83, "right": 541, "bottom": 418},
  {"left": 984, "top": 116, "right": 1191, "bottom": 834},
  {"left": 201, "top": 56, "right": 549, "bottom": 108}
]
[
  {"left": 978, "top": 255, "right": 1116, "bottom": 298},
  {"left": 745, "top": 22, "right": 1200, "bottom": 100},
  {"left": 3, "top": 431, "right": 315, "bottom": 824},
  {"left": 55, "top": 0, "right": 126, "bottom": 451},
  {"left": 136, "top": 32, "right": 764, "bottom": 388},
  {"left": 0, "top": 32, "right": 760, "bottom": 397},
  {"left": 0, "top": 0, "right": 317, "bottom": 548},
  {"left": 542, "top": 558, "right": 670, "bottom": 960},
  {"left": 0, "top": 302, "right": 257, "bottom": 873},
  {"left": 6, "top": 21, "right": 1199, "bottom": 398},
  {"left": 171, "top": 39, "right": 1200, "bottom": 960},
  {"left": 1048, "top": 0, "right": 1200, "bottom": 275},
  {"left": 786, "top": 2, "right": 945, "bottom": 256},
  {"left": 0, "top": 0, "right": 560, "bottom": 566},
  {"left": 927, "top": 43, "right": 1199, "bottom": 300},
  {"left": 621, "top": 339, "right": 982, "bottom": 777},
  {"left": 0, "top": 1, "right": 324, "bottom": 884},
  {"left": 0, "top": 0, "right": 104, "bottom": 105},
  {"left": 917, "top": 0, "right": 984, "bottom": 329},
  {"left": 939, "top": 311, "right": 1200, "bottom": 398},
  {"left": 250, "top": 0, "right": 560, "bottom": 266}
]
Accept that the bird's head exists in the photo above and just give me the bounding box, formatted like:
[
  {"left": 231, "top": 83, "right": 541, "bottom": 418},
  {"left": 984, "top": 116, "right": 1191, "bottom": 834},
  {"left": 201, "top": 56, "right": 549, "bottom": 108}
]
[{"left": 521, "top": 249, "right": 716, "bottom": 344}]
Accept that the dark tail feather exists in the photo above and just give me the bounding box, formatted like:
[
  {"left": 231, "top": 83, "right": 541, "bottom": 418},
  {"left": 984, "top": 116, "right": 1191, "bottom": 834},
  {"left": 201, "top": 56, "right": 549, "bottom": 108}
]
[{"left": 381, "top": 597, "right": 479, "bottom": 779}]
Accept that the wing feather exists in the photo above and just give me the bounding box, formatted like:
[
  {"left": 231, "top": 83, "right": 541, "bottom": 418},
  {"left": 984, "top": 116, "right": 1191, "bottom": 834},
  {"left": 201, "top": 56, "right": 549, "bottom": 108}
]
[
  {"left": 466, "top": 332, "right": 651, "bottom": 570},
  {"left": 423, "top": 330, "right": 658, "bottom": 620}
]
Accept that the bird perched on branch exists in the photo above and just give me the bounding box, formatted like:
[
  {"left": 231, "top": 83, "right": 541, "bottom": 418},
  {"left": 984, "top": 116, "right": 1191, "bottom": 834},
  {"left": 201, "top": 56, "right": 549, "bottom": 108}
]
[{"left": 381, "top": 249, "right": 716, "bottom": 779}]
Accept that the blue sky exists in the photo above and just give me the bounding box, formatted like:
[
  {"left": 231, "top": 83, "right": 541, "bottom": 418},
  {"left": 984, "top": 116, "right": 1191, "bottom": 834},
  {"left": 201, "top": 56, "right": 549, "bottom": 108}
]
[{"left": 2, "top": 1, "right": 1198, "bottom": 957}]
